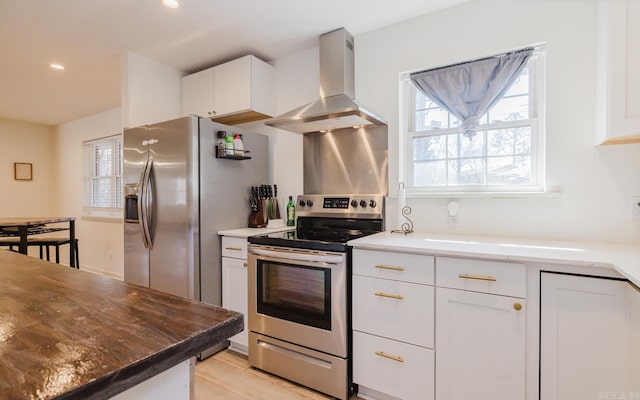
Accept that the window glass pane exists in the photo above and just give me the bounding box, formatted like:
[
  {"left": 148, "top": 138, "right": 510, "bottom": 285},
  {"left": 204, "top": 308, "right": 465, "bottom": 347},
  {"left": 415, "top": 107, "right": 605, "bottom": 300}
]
[
  {"left": 92, "top": 177, "right": 113, "bottom": 207},
  {"left": 488, "top": 94, "right": 529, "bottom": 122},
  {"left": 414, "top": 135, "right": 447, "bottom": 161},
  {"left": 447, "top": 132, "right": 484, "bottom": 158},
  {"left": 487, "top": 155, "right": 531, "bottom": 185},
  {"left": 448, "top": 158, "right": 485, "bottom": 185},
  {"left": 503, "top": 67, "right": 529, "bottom": 97},
  {"left": 487, "top": 127, "right": 531, "bottom": 156},
  {"left": 414, "top": 160, "right": 447, "bottom": 186}
]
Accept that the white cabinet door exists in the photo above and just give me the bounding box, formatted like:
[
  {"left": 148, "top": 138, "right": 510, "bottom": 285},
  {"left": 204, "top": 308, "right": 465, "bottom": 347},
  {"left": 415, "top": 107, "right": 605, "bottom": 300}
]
[
  {"left": 353, "top": 275, "right": 434, "bottom": 348},
  {"left": 540, "top": 273, "right": 627, "bottom": 400},
  {"left": 213, "top": 56, "right": 252, "bottom": 117},
  {"left": 596, "top": 0, "right": 640, "bottom": 144},
  {"left": 435, "top": 287, "right": 526, "bottom": 400},
  {"left": 628, "top": 283, "right": 640, "bottom": 395},
  {"left": 353, "top": 331, "right": 434, "bottom": 400},
  {"left": 222, "top": 256, "right": 248, "bottom": 352},
  {"left": 181, "top": 68, "right": 214, "bottom": 118}
]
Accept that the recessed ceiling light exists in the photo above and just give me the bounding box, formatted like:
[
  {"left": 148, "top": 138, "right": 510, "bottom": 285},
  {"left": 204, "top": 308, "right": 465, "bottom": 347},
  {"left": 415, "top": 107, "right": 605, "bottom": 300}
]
[
  {"left": 161, "top": 0, "right": 180, "bottom": 8},
  {"left": 50, "top": 63, "right": 65, "bottom": 71}
]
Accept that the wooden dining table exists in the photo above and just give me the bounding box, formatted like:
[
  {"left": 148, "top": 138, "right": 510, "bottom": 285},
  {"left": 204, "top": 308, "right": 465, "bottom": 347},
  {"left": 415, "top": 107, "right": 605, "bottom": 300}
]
[{"left": 0, "top": 217, "right": 76, "bottom": 268}]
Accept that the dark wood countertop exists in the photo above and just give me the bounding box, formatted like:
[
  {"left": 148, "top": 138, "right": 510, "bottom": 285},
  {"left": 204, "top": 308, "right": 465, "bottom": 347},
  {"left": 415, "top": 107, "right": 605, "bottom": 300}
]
[{"left": 0, "top": 250, "right": 242, "bottom": 400}]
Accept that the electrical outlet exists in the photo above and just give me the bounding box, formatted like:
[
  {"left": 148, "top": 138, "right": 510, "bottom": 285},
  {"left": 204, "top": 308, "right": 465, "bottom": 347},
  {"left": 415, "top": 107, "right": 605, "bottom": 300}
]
[{"left": 632, "top": 196, "right": 640, "bottom": 221}]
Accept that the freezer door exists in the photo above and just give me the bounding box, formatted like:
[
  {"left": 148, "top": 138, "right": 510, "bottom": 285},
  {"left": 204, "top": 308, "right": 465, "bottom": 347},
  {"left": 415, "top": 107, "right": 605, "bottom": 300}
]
[
  {"left": 124, "top": 126, "right": 150, "bottom": 288},
  {"left": 147, "top": 117, "right": 199, "bottom": 300}
]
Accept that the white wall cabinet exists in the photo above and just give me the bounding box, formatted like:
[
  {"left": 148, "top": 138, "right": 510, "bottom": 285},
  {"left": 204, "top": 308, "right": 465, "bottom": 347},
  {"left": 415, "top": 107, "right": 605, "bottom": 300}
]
[
  {"left": 540, "top": 273, "right": 631, "bottom": 399},
  {"left": 596, "top": 0, "right": 640, "bottom": 144},
  {"left": 220, "top": 236, "right": 249, "bottom": 353},
  {"left": 182, "top": 55, "right": 275, "bottom": 125},
  {"left": 435, "top": 257, "right": 526, "bottom": 400}
]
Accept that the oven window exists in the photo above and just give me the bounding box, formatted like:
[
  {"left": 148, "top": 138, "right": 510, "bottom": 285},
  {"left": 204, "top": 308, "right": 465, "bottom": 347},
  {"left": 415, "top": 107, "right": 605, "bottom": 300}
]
[{"left": 257, "top": 260, "right": 331, "bottom": 330}]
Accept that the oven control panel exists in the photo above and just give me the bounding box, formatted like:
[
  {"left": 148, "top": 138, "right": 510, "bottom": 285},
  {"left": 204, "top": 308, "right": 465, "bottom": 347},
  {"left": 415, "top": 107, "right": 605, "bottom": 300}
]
[{"left": 296, "top": 194, "right": 384, "bottom": 218}]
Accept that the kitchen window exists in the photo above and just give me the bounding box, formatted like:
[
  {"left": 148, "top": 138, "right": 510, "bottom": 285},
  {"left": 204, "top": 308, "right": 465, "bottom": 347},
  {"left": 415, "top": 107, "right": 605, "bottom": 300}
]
[
  {"left": 83, "top": 135, "right": 123, "bottom": 216},
  {"left": 401, "top": 48, "right": 545, "bottom": 195}
]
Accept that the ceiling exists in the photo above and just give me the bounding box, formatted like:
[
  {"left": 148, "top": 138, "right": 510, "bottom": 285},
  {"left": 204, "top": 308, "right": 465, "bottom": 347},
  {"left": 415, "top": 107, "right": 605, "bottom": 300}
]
[{"left": 0, "top": 0, "right": 468, "bottom": 126}]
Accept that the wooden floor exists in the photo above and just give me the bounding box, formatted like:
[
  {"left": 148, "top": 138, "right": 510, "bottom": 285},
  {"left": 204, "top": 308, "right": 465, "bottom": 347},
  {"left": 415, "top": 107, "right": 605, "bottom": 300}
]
[{"left": 195, "top": 350, "right": 362, "bottom": 400}]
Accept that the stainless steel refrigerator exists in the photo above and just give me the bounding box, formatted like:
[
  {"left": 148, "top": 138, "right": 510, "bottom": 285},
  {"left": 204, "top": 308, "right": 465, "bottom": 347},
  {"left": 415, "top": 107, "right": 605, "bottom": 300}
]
[{"left": 123, "top": 115, "right": 268, "bottom": 307}]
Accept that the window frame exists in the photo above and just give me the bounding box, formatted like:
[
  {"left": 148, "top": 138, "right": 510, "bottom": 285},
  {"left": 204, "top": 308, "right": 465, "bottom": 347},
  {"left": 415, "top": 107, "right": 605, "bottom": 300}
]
[
  {"left": 400, "top": 50, "right": 546, "bottom": 197},
  {"left": 83, "top": 134, "right": 123, "bottom": 218}
]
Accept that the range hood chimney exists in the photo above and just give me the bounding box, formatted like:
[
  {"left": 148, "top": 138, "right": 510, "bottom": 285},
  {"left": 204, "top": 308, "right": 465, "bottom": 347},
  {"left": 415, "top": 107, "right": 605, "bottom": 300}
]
[{"left": 265, "top": 28, "right": 386, "bottom": 134}]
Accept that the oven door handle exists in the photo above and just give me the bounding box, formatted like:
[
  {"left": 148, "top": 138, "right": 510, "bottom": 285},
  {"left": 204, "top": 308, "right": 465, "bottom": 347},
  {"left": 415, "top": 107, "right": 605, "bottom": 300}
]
[{"left": 250, "top": 248, "right": 344, "bottom": 264}]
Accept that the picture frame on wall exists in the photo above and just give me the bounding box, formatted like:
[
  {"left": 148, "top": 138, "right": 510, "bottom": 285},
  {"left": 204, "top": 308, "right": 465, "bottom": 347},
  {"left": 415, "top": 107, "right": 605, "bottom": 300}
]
[{"left": 14, "top": 163, "right": 32, "bottom": 181}]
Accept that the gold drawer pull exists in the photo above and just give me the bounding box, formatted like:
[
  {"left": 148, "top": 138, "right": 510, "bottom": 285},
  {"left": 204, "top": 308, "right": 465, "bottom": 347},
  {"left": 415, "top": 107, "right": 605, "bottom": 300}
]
[
  {"left": 458, "top": 273, "right": 497, "bottom": 282},
  {"left": 513, "top": 303, "right": 522, "bottom": 311},
  {"left": 374, "top": 292, "right": 404, "bottom": 300},
  {"left": 375, "top": 264, "right": 405, "bottom": 271},
  {"left": 225, "top": 246, "right": 243, "bottom": 251},
  {"left": 375, "top": 351, "right": 404, "bottom": 363},
  {"left": 243, "top": 262, "right": 248, "bottom": 268}
]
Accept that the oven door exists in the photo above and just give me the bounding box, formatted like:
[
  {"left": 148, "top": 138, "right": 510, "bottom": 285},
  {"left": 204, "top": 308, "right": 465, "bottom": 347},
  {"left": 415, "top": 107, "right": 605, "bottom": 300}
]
[{"left": 248, "top": 244, "right": 348, "bottom": 357}]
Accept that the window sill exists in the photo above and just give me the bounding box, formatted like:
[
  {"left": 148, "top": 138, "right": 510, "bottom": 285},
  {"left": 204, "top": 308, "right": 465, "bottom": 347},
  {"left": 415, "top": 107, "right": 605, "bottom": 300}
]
[
  {"left": 82, "top": 208, "right": 123, "bottom": 223},
  {"left": 406, "top": 190, "right": 561, "bottom": 199}
]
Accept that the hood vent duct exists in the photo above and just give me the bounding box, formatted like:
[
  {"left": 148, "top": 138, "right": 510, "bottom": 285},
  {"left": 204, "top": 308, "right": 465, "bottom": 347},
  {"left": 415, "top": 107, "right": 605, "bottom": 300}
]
[{"left": 265, "top": 28, "right": 386, "bottom": 134}]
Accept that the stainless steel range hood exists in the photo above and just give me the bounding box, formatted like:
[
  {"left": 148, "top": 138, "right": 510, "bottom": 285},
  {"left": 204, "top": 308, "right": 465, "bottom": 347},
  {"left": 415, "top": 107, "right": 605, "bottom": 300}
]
[{"left": 265, "top": 28, "right": 386, "bottom": 134}]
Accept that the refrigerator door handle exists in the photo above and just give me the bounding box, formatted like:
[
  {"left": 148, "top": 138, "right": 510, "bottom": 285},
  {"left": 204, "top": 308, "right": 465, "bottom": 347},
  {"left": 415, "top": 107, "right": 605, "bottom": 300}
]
[
  {"left": 138, "top": 159, "right": 150, "bottom": 249},
  {"left": 141, "top": 159, "right": 154, "bottom": 250}
]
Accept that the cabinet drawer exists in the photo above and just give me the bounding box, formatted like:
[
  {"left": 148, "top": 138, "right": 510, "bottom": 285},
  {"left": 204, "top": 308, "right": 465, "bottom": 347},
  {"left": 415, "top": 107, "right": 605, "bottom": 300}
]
[
  {"left": 436, "top": 257, "right": 526, "bottom": 298},
  {"left": 353, "top": 249, "right": 434, "bottom": 285},
  {"left": 353, "top": 331, "right": 434, "bottom": 400},
  {"left": 221, "top": 236, "right": 247, "bottom": 259},
  {"left": 353, "top": 275, "right": 434, "bottom": 348}
]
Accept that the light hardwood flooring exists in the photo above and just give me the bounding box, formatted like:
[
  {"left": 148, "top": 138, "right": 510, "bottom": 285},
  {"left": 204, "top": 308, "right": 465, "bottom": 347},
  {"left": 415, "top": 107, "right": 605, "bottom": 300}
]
[{"left": 195, "top": 350, "right": 362, "bottom": 400}]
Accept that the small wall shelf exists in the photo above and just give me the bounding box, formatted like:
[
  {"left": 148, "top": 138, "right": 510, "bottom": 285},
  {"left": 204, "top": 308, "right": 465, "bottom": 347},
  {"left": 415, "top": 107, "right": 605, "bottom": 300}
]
[{"left": 216, "top": 150, "right": 251, "bottom": 160}]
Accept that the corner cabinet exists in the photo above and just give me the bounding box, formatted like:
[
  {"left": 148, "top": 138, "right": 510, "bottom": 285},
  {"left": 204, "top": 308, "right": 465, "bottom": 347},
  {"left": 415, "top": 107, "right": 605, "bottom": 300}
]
[
  {"left": 595, "top": 0, "right": 640, "bottom": 145},
  {"left": 182, "top": 55, "right": 275, "bottom": 125},
  {"left": 540, "top": 273, "right": 640, "bottom": 399},
  {"left": 435, "top": 257, "right": 526, "bottom": 400},
  {"left": 221, "top": 236, "right": 249, "bottom": 353}
]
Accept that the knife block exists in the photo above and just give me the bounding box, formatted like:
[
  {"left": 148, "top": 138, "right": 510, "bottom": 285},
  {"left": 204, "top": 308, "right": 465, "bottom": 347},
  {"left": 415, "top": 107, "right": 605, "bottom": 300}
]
[{"left": 248, "top": 200, "right": 267, "bottom": 228}]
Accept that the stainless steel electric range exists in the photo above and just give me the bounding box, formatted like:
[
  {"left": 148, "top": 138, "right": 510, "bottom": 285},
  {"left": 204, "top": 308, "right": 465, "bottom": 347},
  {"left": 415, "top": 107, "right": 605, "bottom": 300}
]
[{"left": 247, "top": 194, "right": 384, "bottom": 400}]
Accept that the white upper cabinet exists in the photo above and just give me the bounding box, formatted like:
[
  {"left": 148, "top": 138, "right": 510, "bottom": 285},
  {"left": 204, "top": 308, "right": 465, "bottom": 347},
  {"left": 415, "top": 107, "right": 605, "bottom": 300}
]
[
  {"left": 596, "top": 0, "right": 640, "bottom": 145},
  {"left": 182, "top": 55, "right": 275, "bottom": 125}
]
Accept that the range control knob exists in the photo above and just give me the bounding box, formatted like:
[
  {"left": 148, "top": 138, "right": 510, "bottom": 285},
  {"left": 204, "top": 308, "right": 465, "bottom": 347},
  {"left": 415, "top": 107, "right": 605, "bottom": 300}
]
[
  {"left": 299, "top": 199, "right": 306, "bottom": 207},
  {"left": 369, "top": 200, "right": 377, "bottom": 208},
  {"left": 351, "top": 200, "right": 358, "bottom": 207},
  {"left": 306, "top": 200, "right": 314, "bottom": 207},
  {"left": 359, "top": 200, "right": 367, "bottom": 208}
]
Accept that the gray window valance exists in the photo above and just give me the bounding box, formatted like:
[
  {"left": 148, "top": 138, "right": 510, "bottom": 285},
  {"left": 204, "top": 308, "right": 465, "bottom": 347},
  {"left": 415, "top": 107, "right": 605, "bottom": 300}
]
[{"left": 410, "top": 48, "right": 534, "bottom": 138}]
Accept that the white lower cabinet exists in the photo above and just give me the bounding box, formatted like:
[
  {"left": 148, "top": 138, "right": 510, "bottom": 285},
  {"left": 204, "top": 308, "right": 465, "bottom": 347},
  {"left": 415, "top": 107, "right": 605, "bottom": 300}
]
[
  {"left": 353, "top": 331, "right": 434, "bottom": 400},
  {"left": 540, "top": 272, "right": 632, "bottom": 400},
  {"left": 352, "top": 249, "right": 435, "bottom": 400},
  {"left": 221, "top": 236, "right": 249, "bottom": 353},
  {"left": 435, "top": 287, "right": 526, "bottom": 400},
  {"left": 628, "top": 283, "right": 640, "bottom": 394}
]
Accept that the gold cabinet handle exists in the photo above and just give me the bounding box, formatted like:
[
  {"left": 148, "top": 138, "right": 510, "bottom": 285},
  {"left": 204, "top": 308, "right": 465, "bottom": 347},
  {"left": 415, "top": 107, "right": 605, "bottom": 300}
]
[
  {"left": 375, "top": 264, "right": 405, "bottom": 271},
  {"left": 374, "top": 292, "right": 404, "bottom": 300},
  {"left": 458, "top": 273, "right": 497, "bottom": 282},
  {"left": 375, "top": 351, "right": 404, "bottom": 363},
  {"left": 513, "top": 303, "right": 522, "bottom": 311},
  {"left": 243, "top": 262, "right": 248, "bottom": 268},
  {"left": 225, "top": 246, "right": 242, "bottom": 251}
]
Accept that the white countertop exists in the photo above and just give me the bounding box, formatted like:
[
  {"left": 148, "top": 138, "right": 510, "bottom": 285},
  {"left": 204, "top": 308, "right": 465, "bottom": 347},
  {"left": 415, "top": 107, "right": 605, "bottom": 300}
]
[
  {"left": 348, "top": 231, "right": 640, "bottom": 287},
  {"left": 218, "top": 226, "right": 295, "bottom": 238}
]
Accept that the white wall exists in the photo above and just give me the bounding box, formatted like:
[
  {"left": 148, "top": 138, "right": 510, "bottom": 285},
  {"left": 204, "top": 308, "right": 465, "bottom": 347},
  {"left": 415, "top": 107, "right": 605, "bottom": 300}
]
[
  {"left": 55, "top": 108, "right": 124, "bottom": 278},
  {"left": 0, "top": 119, "right": 55, "bottom": 216},
  {"left": 349, "top": 0, "right": 640, "bottom": 244}
]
